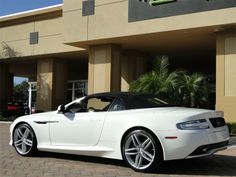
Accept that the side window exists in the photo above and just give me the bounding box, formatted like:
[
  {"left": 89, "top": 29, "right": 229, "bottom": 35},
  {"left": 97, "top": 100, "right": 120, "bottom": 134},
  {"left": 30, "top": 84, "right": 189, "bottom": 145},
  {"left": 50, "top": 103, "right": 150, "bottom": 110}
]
[
  {"left": 109, "top": 98, "right": 126, "bottom": 112},
  {"left": 87, "top": 97, "right": 114, "bottom": 112},
  {"left": 66, "top": 102, "right": 85, "bottom": 113}
]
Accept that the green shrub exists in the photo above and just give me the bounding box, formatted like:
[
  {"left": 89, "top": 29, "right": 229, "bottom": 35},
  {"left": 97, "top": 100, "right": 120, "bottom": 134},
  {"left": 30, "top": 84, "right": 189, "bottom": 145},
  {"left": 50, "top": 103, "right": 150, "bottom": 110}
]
[
  {"left": 227, "top": 123, "right": 236, "bottom": 135},
  {"left": 0, "top": 112, "right": 16, "bottom": 121},
  {"left": 0, "top": 113, "right": 6, "bottom": 121}
]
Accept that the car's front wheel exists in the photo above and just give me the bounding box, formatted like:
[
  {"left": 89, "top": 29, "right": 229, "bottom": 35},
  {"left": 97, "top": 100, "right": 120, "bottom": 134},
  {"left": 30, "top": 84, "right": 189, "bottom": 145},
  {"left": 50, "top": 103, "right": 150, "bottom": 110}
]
[
  {"left": 13, "top": 123, "right": 37, "bottom": 156},
  {"left": 122, "top": 129, "right": 162, "bottom": 172}
]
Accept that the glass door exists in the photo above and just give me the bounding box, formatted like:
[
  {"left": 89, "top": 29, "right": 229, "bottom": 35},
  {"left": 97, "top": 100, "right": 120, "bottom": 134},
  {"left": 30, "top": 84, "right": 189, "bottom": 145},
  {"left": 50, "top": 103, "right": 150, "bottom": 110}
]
[{"left": 67, "top": 80, "right": 88, "bottom": 103}]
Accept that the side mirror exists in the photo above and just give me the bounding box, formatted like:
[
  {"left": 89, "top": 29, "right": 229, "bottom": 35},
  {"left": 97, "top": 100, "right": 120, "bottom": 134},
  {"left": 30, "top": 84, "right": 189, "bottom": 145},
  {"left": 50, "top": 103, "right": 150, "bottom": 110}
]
[{"left": 57, "top": 105, "right": 65, "bottom": 114}]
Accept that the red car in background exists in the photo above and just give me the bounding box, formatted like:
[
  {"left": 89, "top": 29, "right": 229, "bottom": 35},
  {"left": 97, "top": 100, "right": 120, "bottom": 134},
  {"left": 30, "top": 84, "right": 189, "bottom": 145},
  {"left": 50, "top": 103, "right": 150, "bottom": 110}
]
[{"left": 4, "top": 101, "right": 29, "bottom": 117}]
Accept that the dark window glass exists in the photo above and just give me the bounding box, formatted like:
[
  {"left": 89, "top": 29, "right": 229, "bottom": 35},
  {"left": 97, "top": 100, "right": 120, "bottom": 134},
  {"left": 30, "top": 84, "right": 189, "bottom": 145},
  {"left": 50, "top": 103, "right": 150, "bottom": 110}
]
[
  {"left": 66, "top": 102, "right": 85, "bottom": 113},
  {"left": 109, "top": 98, "right": 126, "bottom": 112},
  {"left": 125, "top": 94, "right": 169, "bottom": 110}
]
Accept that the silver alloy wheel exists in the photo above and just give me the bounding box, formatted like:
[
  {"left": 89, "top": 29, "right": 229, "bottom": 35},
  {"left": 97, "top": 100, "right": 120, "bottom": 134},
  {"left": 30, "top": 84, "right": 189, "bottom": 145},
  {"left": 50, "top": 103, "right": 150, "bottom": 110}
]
[
  {"left": 13, "top": 125, "right": 34, "bottom": 155},
  {"left": 124, "top": 132, "right": 156, "bottom": 170}
]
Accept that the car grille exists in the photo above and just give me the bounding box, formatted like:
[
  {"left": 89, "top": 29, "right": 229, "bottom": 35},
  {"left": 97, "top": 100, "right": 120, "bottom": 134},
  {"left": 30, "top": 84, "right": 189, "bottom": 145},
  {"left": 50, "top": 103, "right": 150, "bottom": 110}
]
[{"left": 209, "top": 117, "right": 225, "bottom": 128}]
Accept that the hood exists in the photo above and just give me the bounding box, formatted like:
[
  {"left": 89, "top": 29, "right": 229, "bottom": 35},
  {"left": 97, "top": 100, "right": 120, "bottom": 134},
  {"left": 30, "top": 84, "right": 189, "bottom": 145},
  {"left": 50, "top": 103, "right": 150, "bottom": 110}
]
[{"left": 11, "top": 111, "right": 57, "bottom": 125}]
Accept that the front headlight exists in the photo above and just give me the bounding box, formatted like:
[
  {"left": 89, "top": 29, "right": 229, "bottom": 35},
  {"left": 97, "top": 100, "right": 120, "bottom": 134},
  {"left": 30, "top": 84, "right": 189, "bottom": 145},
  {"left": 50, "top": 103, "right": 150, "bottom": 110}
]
[{"left": 176, "top": 119, "right": 210, "bottom": 130}]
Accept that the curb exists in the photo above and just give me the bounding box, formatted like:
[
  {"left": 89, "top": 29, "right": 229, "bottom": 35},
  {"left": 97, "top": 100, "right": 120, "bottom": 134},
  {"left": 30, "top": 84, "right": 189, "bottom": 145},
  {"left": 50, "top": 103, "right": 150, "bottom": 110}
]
[
  {"left": 0, "top": 121, "right": 12, "bottom": 124},
  {"left": 228, "top": 145, "right": 236, "bottom": 149}
]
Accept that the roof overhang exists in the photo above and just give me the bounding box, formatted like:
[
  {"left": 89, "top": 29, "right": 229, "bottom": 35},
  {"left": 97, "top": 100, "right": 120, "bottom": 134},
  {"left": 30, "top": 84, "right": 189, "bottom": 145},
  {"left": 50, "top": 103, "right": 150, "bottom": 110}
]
[{"left": 0, "top": 4, "right": 63, "bottom": 27}]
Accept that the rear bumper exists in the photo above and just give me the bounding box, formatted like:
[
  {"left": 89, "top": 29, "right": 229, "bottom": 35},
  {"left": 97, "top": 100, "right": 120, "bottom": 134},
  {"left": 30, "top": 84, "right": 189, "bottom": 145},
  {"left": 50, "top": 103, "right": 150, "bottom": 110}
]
[
  {"left": 186, "top": 140, "right": 228, "bottom": 159},
  {"left": 157, "top": 125, "right": 230, "bottom": 161}
]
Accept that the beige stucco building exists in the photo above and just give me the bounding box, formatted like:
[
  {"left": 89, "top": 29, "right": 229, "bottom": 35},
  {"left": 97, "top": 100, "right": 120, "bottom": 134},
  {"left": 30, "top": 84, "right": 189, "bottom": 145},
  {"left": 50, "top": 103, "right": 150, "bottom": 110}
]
[{"left": 0, "top": 0, "right": 236, "bottom": 122}]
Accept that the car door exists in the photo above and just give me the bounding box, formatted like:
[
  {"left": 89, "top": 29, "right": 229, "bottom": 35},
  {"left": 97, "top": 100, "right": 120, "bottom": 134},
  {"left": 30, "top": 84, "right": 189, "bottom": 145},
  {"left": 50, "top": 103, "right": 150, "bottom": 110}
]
[{"left": 49, "top": 96, "right": 114, "bottom": 146}]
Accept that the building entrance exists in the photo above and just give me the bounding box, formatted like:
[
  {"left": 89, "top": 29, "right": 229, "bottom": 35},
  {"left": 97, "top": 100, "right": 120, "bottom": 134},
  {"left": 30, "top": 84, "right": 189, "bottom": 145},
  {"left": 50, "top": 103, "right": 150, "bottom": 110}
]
[{"left": 67, "top": 80, "right": 88, "bottom": 103}]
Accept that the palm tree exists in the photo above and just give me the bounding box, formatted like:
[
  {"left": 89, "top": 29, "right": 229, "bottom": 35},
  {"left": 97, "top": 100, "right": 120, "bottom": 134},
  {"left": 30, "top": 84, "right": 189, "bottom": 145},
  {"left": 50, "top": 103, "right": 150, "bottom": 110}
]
[
  {"left": 177, "top": 73, "right": 209, "bottom": 108},
  {"left": 129, "top": 55, "right": 209, "bottom": 108},
  {"left": 129, "top": 55, "right": 181, "bottom": 100}
]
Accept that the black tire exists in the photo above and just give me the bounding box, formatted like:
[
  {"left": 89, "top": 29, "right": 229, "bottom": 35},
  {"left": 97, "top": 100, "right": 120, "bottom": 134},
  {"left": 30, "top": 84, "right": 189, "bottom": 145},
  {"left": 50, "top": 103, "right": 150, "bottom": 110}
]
[
  {"left": 122, "top": 129, "right": 163, "bottom": 172},
  {"left": 13, "top": 123, "right": 38, "bottom": 156}
]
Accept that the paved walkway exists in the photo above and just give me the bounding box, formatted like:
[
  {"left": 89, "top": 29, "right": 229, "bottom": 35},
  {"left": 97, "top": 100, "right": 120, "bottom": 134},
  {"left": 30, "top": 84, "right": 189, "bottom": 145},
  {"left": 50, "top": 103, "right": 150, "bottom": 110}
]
[{"left": 0, "top": 123, "right": 236, "bottom": 177}]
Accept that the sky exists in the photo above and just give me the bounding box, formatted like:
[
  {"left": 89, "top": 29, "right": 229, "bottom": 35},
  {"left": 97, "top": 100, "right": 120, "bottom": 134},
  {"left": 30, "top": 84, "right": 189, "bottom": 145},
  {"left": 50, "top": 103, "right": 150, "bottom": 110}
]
[
  {"left": 14, "top": 77, "right": 28, "bottom": 85},
  {"left": 0, "top": 0, "right": 62, "bottom": 16},
  {"left": 0, "top": 0, "right": 62, "bottom": 84}
]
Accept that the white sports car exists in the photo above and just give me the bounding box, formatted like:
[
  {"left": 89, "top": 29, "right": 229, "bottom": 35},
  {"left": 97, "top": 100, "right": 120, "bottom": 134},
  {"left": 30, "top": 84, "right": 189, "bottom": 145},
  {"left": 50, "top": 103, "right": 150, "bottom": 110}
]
[{"left": 10, "top": 92, "right": 229, "bottom": 172}]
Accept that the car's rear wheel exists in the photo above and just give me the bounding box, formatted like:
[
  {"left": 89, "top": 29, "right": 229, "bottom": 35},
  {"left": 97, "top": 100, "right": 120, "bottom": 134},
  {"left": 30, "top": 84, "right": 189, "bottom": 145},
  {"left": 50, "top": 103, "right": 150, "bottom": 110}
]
[
  {"left": 13, "top": 123, "right": 37, "bottom": 156},
  {"left": 122, "top": 129, "right": 162, "bottom": 172}
]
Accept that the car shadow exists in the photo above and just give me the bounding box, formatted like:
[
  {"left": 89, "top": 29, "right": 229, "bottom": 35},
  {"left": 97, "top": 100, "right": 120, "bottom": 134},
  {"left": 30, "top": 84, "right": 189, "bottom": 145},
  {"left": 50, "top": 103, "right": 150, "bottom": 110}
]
[
  {"left": 36, "top": 151, "right": 126, "bottom": 167},
  {"left": 158, "top": 154, "right": 236, "bottom": 176},
  {"left": 36, "top": 152, "right": 236, "bottom": 176}
]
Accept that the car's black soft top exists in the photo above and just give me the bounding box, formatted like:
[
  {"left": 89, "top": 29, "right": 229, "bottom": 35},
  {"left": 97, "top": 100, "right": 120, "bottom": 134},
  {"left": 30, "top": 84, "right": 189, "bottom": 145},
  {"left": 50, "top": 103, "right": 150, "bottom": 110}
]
[
  {"left": 87, "top": 92, "right": 171, "bottom": 110},
  {"left": 88, "top": 92, "right": 151, "bottom": 99}
]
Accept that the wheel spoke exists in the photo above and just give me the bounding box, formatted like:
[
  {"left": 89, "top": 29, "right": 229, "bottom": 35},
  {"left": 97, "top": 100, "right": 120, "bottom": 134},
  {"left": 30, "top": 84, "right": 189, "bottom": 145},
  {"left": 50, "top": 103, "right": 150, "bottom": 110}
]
[
  {"left": 125, "top": 148, "right": 138, "bottom": 155},
  {"left": 142, "top": 153, "right": 152, "bottom": 162},
  {"left": 21, "top": 142, "right": 27, "bottom": 153},
  {"left": 142, "top": 150, "right": 154, "bottom": 162},
  {"left": 137, "top": 154, "right": 143, "bottom": 168},
  {"left": 132, "top": 134, "right": 141, "bottom": 147},
  {"left": 25, "top": 139, "right": 33, "bottom": 146},
  {"left": 17, "top": 129, "right": 23, "bottom": 138},
  {"left": 142, "top": 138, "right": 151, "bottom": 149},
  {"left": 23, "top": 128, "right": 30, "bottom": 138},
  {"left": 134, "top": 154, "right": 143, "bottom": 168},
  {"left": 15, "top": 139, "right": 23, "bottom": 146}
]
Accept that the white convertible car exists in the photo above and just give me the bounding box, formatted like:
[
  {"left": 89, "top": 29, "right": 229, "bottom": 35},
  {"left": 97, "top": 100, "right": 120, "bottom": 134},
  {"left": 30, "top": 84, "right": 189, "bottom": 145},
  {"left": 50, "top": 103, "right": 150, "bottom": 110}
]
[{"left": 10, "top": 92, "right": 229, "bottom": 172}]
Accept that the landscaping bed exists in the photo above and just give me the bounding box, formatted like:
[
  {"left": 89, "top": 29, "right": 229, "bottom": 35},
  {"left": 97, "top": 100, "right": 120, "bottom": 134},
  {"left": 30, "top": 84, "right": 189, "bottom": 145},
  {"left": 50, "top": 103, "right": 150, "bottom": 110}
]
[{"left": 227, "top": 123, "right": 236, "bottom": 137}]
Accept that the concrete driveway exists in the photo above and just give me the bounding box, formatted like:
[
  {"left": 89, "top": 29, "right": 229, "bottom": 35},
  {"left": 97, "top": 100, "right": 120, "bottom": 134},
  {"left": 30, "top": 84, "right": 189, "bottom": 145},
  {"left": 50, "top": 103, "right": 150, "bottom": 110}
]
[{"left": 1, "top": 123, "right": 236, "bottom": 177}]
